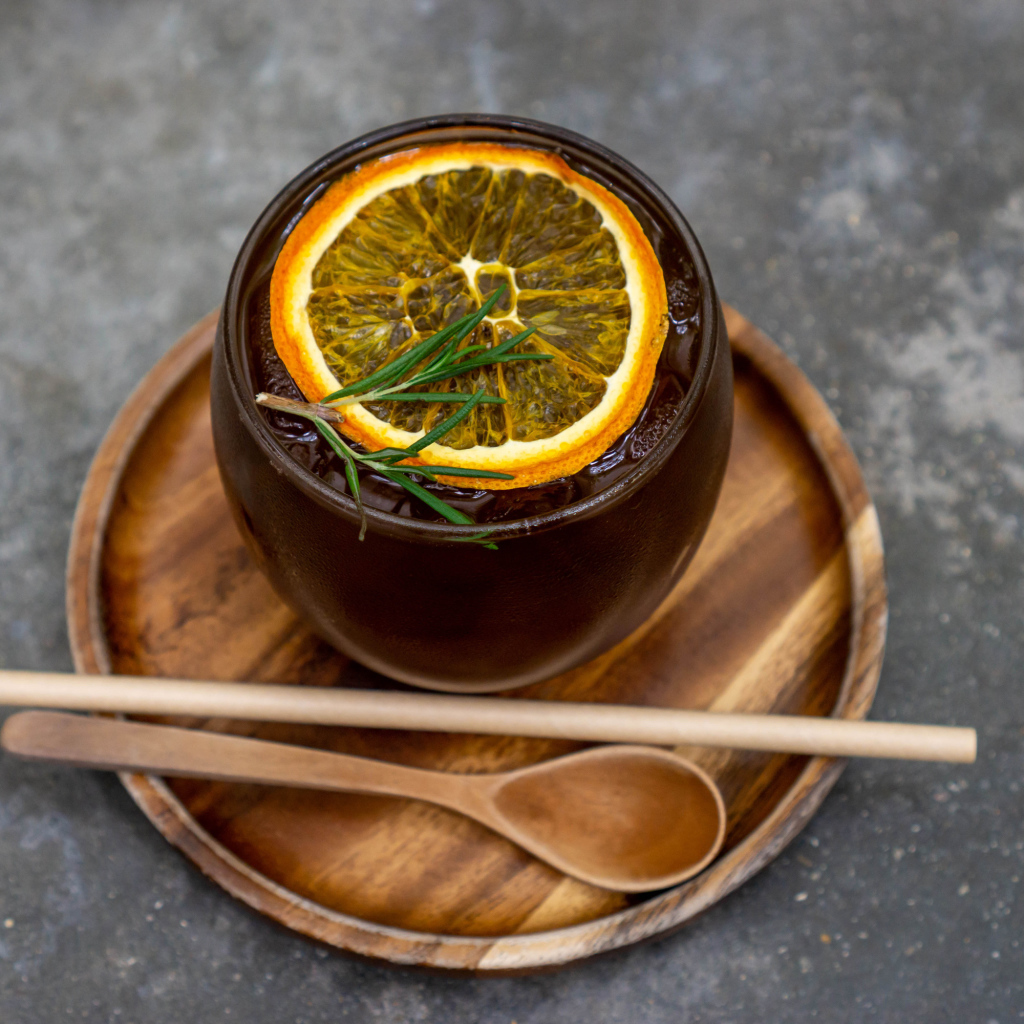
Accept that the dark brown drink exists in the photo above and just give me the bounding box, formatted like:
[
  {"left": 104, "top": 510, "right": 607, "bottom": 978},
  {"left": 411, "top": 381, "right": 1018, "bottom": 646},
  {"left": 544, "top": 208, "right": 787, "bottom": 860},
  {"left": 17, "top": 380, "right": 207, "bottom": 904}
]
[{"left": 211, "top": 115, "right": 733, "bottom": 691}]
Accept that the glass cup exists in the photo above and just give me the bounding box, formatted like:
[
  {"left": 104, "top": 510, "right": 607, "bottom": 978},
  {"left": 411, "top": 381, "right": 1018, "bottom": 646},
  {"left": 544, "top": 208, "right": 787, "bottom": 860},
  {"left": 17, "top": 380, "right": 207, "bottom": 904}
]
[{"left": 211, "top": 114, "right": 733, "bottom": 692}]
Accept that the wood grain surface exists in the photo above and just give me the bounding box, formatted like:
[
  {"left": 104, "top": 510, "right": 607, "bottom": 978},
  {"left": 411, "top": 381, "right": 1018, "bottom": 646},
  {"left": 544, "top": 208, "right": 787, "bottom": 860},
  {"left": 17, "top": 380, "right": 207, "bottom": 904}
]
[{"left": 65, "top": 306, "right": 887, "bottom": 972}]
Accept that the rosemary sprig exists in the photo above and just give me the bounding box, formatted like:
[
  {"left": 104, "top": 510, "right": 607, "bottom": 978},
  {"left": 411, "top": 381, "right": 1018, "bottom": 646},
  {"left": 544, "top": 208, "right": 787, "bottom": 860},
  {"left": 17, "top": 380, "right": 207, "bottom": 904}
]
[{"left": 256, "top": 286, "right": 550, "bottom": 547}]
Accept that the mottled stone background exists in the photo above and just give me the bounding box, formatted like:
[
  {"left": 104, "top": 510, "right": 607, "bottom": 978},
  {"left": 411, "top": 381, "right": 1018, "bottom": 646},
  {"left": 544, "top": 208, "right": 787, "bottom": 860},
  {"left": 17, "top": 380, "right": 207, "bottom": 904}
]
[{"left": 1, "top": 0, "right": 1021, "bottom": 1020}]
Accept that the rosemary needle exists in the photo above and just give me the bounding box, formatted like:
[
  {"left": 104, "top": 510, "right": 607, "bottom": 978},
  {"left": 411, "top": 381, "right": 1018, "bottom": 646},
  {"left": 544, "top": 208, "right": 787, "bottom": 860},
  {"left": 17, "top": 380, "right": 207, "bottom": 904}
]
[{"left": 256, "top": 286, "right": 548, "bottom": 545}]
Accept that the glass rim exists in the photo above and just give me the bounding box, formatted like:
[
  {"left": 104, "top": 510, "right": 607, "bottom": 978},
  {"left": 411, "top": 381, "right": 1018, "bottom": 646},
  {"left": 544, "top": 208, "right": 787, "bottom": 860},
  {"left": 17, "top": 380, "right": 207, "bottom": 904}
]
[{"left": 220, "top": 112, "right": 723, "bottom": 542}]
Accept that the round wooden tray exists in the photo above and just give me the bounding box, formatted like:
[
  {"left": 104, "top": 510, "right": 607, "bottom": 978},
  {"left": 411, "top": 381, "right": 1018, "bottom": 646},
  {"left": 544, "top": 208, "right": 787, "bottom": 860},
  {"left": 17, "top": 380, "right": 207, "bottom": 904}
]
[{"left": 66, "top": 306, "right": 886, "bottom": 973}]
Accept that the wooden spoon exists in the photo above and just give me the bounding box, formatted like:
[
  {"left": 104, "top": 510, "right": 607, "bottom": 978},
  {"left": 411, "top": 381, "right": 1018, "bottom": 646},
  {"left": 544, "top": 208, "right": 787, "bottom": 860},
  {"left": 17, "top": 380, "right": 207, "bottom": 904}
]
[{"left": 1, "top": 710, "right": 726, "bottom": 893}]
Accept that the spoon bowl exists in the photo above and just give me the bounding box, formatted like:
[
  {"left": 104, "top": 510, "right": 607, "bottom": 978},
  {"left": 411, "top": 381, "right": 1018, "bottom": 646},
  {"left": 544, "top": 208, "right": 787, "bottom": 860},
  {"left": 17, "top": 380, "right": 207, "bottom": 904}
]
[
  {"left": 486, "top": 745, "right": 725, "bottom": 891},
  {"left": 1, "top": 711, "right": 725, "bottom": 892}
]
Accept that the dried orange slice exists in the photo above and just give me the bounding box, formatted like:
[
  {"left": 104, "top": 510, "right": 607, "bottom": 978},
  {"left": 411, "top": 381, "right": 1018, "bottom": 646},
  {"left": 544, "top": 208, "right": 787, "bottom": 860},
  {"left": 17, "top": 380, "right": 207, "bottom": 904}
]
[{"left": 270, "top": 142, "right": 668, "bottom": 488}]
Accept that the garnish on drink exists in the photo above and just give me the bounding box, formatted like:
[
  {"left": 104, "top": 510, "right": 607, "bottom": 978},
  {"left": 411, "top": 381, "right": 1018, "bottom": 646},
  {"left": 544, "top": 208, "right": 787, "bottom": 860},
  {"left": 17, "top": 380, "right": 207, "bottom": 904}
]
[{"left": 258, "top": 143, "right": 670, "bottom": 537}]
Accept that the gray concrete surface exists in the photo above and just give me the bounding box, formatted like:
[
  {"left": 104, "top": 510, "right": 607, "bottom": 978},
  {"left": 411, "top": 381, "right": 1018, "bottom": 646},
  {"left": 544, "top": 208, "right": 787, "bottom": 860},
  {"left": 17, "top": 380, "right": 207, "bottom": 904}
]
[{"left": 1, "top": 0, "right": 1022, "bottom": 1020}]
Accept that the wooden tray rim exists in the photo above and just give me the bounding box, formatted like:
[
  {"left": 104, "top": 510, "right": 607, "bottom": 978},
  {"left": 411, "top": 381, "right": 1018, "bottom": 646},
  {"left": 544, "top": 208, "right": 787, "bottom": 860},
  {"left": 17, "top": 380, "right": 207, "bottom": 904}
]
[{"left": 65, "top": 307, "right": 887, "bottom": 973}]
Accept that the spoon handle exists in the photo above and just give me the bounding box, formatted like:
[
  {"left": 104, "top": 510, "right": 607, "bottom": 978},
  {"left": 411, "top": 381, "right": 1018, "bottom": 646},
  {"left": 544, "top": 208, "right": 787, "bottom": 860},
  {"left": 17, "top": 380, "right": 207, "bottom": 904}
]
[
  {"left": 0, "top": 669, "right": 976, "bottom": 762},
  {"left": 0, "top": 710, "right": 472, "bottom": 809}
]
